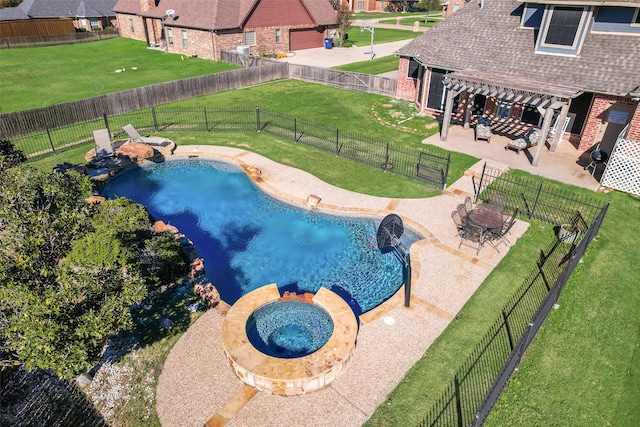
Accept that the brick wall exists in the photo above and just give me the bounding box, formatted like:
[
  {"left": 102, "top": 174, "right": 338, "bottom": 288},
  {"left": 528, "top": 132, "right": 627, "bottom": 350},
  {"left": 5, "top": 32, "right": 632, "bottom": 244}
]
[
  {"left": 396, "top": 57, "right": 418, "bottom": 101},
  {"left": 578, "top": 94, "right": 640, "bottom": 150},
  {"left": 117, "top": 13, "right": 146, "bottom": 41}
]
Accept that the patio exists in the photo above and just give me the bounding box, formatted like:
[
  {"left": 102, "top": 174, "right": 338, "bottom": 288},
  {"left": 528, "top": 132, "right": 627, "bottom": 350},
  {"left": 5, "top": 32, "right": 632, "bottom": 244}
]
[
  {"left": 423, "top": 125, "right": 603, "bottom": 192},
  {"left": 153, "top": 145, "right": 529, "bottom": 427}
]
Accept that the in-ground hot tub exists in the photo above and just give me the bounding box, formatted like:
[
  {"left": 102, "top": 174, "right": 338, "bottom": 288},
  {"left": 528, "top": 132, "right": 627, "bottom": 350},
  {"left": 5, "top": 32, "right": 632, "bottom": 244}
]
[{"left": 222, "top": 284, "right": 358, "bottom": 395}]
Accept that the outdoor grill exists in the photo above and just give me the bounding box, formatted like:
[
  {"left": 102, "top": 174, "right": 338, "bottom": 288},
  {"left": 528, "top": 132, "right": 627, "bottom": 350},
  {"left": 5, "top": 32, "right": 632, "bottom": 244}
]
[{"left": 585, "top": 149, "right": 609, "bottom": 176}]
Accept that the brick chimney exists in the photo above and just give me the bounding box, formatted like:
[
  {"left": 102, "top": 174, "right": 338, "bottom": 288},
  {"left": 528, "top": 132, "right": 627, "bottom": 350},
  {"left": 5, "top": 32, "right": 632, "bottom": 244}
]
[{"left": 140, "top": 0, "right": 156, "bottom": 12}]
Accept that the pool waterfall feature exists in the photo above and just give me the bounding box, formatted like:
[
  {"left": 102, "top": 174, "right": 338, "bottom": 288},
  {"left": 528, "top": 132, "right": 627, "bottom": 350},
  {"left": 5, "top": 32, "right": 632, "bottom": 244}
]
[{"left": 222, "top": 284, "right": 358, "bottom": 395}]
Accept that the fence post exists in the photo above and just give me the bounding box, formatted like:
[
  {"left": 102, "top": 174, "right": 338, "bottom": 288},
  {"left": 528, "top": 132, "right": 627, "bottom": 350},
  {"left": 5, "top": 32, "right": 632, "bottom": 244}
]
[
  {"left": 475, "top": 162, "right": 487, "bottom": 203},
  {"left": 256, "top": 107, "right": 261, "bottom": 132},
  {"left": 294, "top": 117, "right": 297, "bottom": 142},
  {"left": 502, "top": 309, "right": 514, "bottom": 351},
  {"left": 204, "top": 107, "right": 209, "bottom": 131},
  {"left": 103, "top": 113, "right": 110, "bottom": 136},
  {"left": 45, "top": 126, "right": 55, "bottom": 153},
  {"left": 335, "top": 128, "right": 339, "bottom": 156},
  {"left": 443, "top": 153, "right": 451, "bottom": 191},
  {"left": 385, "top": 142, "right": 390, "bottom": 172},
  {"left": 152, "top": 107, "right": 158, "bottom": 132},
  {"left": 454, "top": 374, "right": 463, "bottom": 427},
  {"left": 530, "top": 181, "right": 544, "bottom": 219}
]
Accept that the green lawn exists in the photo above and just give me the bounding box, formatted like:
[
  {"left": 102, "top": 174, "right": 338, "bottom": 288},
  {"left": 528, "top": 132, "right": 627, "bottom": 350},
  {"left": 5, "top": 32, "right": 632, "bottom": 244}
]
[
  {"left": 378, "top": 17, "right": 442, "bottom": 27},
  {"left": 10, "top": 42, "right": 640, "bottom": 425},
  {"left": 344, "top": 27, "right": 422, "bottom": 46},
  {"left": 333, "top": 55, "right": 399, "bottom": 74},
  {"left": 354, "top": 11, "right": 429, "bottom": 20},
  {"left": 0, "top": 38, "right": 239, "bottom": 112}
]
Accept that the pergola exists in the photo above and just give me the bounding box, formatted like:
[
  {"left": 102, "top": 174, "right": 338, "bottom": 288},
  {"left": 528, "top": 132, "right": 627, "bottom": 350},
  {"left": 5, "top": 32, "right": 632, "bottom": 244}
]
[{"left": 440, "top": 70, "right": 582, "bottom": 166}]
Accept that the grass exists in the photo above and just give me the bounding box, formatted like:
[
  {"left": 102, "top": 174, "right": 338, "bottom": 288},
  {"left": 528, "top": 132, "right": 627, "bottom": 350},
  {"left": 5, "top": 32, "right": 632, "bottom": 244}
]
[
  {"left": 344, "top": 27, "right": 422, "bottom": 46},
  {"left": 0, "top": 38, "right": 239, "bottom": 112},
  {"left": 354, "top": 11, "right": 431, "bottom": 20},
  {"left": 378, "top": 17, "right": 442, "bottom": 27},
  {"left": 333, "top": 55, "right": 399, "bottom": 74},
  {"left": 13, "top": 41, "right": 640, "bottom": 425}
]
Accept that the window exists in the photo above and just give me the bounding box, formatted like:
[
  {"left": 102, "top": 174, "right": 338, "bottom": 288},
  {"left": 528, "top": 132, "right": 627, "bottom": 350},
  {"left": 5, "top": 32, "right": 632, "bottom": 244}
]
[
  {"left": 521, "top": 105, "right": 542, "bottom": 126},
  {"left": 90, "top": 19, "right": 100, "bottom": 29},
  {"left": 275, "top": 29, "right": 281, "bottom": 43},
  {"left": 357, "top": 0, "right": 365, "bottom": 10},
  {"left": 245, "top": 31, "right": 256, "bottom": 46},
  {"left": 633, "top": 8, "right": 640, "bottom": 26},
  {"left": 522, "top": 4, "right": 544, "bottom": 28},
  {"left": 543, "top": 6, "right": 584, "bottom": 47},
  {"left": 129, "top": 19, "right": 134, "bottom": 33},
  {"left": 167, "top": 29, "right": 173, "bottom": 44},
  {"left": 495, "top": 100, "right": 512, "bottom": 119},
  {"left": 182, "top": 30, "right": 188, "bottom": 48},
  {"left": 407, "top": 58, "right": 421, "bottom": 79}
]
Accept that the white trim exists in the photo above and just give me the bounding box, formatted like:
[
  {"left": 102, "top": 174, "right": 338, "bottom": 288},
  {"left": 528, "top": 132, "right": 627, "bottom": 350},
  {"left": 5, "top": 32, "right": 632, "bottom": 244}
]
[
  {"left": 539, "top": 6, "right": 591, "bottom": 50},
  {"left": 632, "top": 8, "right": 640, "bottom": 28},
  {"left": 591, "top": 30, "right": 640, "bottom": 36}
]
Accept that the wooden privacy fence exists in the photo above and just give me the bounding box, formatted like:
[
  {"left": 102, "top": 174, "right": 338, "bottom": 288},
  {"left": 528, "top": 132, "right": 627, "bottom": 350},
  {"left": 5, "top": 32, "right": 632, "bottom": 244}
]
[
  {"left": 0, "top": 29, "right": 119, "bottom": 49},
  {"left": 0, "top": 18, "right": 74, "bottom": 38},
  {"left": 287, "top": 63, "right": 397, "bottom": 96},
  {"left": 0, "top": 63, "right": 288, "bottom": 138},
  {"left": 221, "top": 50, "right": 398, "bottom": 97}
]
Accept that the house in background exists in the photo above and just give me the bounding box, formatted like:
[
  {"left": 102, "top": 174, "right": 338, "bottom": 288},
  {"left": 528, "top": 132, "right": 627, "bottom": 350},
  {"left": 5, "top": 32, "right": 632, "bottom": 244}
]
[
  {"left": 395, "top": 0, "right": 640, "bottom": 167},
  {"left": 441, "top": 0, "right": 465, "bottom": 18},
  {"left": 114, "top": 0, "right": 337, "bottom": 60},
  {"left": 0, "top": 0, "right": 119, "bottom": 32}
]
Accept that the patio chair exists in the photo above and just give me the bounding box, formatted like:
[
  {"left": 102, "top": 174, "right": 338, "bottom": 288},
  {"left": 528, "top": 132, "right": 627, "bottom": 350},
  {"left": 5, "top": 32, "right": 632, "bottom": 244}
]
[
  {"left": 93, "top": 129, "right": 115, "bottom": 160},
  {"left": 123, "top": 124, "right": 173, "bottom": 147},
  {"left": 464, "top": 196, "right": 473, "bottom": 214},
  {"left": 458, "top": 222, "right": 486, "bottom": 255},
  {"left": 490, "top": 208, "right": 519, "bottom": 248},
  {"left": 505, "top": 128, "right": 541, "bottom": 155},
  {"left": 475, "top": 115, "right": 492, "bottom": 143},
  {"left": 456, "top": 203, "right": 469, "bottom": 220},
  {"left": 452, "top": 210, "right": 466, "bottom": 235}
]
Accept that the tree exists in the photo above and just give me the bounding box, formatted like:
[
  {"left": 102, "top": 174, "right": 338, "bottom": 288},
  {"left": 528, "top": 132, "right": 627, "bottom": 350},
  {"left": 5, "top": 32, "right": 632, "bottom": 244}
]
[
  {"left": 0, "top": 139, "right": 26, "bottom": 171},
  {"left": 336, "top": 4, "right": 354, "bottom": 47},
  {"left": 0, "top": 169, "right": 188, "bottom": 378}
]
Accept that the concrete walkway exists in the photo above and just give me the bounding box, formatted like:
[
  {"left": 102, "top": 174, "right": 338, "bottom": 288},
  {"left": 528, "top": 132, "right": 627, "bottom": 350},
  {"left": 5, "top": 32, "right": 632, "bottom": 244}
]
[
  {"left": 155, "top": 145, "right": 529, "bottom": 427},
  {"left": 279, "top": 39, "right": 411, "bottom": 68}
]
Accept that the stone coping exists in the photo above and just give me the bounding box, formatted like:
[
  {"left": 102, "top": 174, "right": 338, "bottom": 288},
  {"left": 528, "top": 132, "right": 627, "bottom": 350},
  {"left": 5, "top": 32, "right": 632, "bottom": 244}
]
[{"left": 222, "top": 284, "right": 358, "bottom": 396}]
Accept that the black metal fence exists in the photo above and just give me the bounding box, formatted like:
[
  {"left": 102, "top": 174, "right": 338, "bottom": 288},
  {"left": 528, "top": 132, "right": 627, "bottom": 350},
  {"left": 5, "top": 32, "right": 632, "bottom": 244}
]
[
  {"left": 418, "top": 203, "right": 609, "bottom": 427},
  {"left": 0, "top": 367, "right": 106, "bottom": 426},
  {"left": 0, "top": 64, "right": 288, "bottom": 138},
  {"left": 473, "top": 162, "right": 604, "bottom": 226},
  {"left": 9, "top": 106, "right": 450, "bottom": 190}
]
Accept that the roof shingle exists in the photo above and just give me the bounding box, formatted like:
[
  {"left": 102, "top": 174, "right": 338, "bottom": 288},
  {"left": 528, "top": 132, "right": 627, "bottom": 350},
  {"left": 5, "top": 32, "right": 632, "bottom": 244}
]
[{"left": 396, "top": 0, "right": 640, "bottom": 96}]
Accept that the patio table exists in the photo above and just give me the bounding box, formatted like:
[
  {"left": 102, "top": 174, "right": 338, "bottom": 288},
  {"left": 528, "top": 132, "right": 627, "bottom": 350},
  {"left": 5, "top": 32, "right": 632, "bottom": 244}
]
[{"left": 467, "top": 204, "right": 506, "bottom": 232}]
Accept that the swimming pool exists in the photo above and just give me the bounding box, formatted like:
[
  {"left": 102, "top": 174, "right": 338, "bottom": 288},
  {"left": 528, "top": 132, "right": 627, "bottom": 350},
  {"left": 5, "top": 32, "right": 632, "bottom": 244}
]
[{"left": 101, "top": 159, "right": 417, "bottom": 313}]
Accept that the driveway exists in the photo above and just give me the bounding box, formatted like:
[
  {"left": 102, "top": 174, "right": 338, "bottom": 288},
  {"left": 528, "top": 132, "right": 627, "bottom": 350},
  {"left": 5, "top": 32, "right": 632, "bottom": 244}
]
[{"left": 279, "top": 40, "right": 410, "bottom": 70}]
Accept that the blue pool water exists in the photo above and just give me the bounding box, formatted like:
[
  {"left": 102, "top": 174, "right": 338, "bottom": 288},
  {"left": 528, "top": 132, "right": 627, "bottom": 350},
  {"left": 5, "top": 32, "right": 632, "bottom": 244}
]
[
  {"left": 246, "top": 301, "right": 334, "bottom": 358},
  {"left": 101, "top": 159, "right": 416, "bottom": 313}
]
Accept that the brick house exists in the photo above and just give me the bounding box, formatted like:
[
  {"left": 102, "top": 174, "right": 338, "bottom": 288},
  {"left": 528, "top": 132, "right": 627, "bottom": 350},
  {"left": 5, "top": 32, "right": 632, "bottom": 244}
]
[
  {"left": 0, "top": 0, "right": 119, "bottom": 32},
  {"left": 441, "top": 0, "right": 465, "bottom": 18},
  {"left": 394, "top": 0, "right": 640, "bottom": 167},
  {"left": 114, "top": 0, "right": 337, "bottom": 60}
]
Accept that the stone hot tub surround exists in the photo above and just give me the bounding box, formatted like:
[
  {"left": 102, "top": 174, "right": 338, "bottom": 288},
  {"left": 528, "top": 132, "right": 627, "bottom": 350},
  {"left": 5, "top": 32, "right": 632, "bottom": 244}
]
[{"left": 222, "top": 284, "right": 358, "bottom": 396}]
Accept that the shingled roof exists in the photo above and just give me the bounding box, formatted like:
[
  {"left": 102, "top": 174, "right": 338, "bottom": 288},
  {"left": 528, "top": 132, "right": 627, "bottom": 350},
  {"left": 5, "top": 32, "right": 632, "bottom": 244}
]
[
  {"left": 1, "top": 0, "right": 118, "bottom": 21},
  {"left": 396, "top": 0, "right": 640, "bottom": 97},
  {"left": 114, "top": 0, "right": 337, "bottom": 31}
]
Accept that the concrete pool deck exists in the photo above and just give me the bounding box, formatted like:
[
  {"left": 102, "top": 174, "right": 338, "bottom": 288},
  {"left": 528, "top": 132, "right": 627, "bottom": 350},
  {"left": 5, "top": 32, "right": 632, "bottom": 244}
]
[{"left": 155, "top": 145, "right": 529, "bottom": 427}]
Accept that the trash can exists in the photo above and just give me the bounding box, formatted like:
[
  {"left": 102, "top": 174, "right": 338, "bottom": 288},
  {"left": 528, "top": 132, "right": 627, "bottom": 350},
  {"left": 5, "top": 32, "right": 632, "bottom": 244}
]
[{"left": 324, "top": 38, "right": 333, "bottom": 49}]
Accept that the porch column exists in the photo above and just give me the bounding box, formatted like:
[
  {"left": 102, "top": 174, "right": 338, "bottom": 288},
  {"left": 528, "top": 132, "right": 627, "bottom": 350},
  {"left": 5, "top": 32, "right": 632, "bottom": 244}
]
[
  {"left": 532, "top": 106, "right": 555, "bottom": 167},
  {"left": 549, "top": 102, "right": 570, "bottom": 152},
  {"left": 464, "top": 93, "right": 474, "bottom": 130},
  {"left": 440, "top": 88, "right": 456, "bottom": 141}
]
